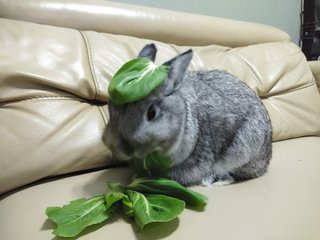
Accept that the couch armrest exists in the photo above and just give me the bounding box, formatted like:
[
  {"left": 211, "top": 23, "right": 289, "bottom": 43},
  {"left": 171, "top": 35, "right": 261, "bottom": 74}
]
[
  {"left": 309, "top": 61, "right": 320, "bottom": 92},
  {"left": 0, "top": 0, "right": 290, "bottom": 47}
]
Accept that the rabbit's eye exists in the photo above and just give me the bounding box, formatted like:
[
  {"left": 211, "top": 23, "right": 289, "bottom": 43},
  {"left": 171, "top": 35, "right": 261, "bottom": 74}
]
[{"left": 147, "top": 104, "right": 157, "bottom": 121}]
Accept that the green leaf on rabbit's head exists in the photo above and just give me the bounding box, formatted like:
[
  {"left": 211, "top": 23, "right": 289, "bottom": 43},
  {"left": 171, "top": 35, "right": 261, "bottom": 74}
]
[{"left": 108, "top": 57, "right": 169, "bottom": 105}]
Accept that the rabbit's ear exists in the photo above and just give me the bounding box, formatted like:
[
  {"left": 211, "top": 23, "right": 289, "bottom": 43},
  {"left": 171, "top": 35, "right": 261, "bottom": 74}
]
[
  {"left": 162, "top": 49, "right": 193, "bottom": 95},
  {"left": 138, "top": 43, "right": 157, "bottom": 61}
]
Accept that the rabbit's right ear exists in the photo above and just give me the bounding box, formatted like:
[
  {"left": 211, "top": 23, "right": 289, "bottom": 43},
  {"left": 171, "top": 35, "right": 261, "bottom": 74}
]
[
  {"left": 138, "top": 43, "right": 157, "bottom": 62},
  {"left": 161, "top": 49, "right": 193, "bottom": 96}
]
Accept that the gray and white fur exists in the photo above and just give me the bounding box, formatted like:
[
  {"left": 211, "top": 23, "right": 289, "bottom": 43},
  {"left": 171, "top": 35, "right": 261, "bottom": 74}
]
[{"left": 104, "top": 44, "right": 272, "bottom": 187}]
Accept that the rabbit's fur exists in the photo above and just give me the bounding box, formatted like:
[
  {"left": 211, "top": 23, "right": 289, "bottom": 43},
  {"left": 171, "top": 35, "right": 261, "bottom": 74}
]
[{"left": 104, "top": 44, "right": 272, "bottom": 186}]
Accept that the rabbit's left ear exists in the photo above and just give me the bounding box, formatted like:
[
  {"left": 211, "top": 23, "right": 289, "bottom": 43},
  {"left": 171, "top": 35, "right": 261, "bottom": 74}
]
[
  {"left": 138, "top": 43, "right": 157, "bottom": 62},
  {"left": 162, "top": 49, "right": 193, "bottom": 95}
]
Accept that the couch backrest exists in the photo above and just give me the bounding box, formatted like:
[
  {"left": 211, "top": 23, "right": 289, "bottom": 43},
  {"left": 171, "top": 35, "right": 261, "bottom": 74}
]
[
  {"left": 0, "top": 0, "right": 290, "bottom": 47},
  {"left": 0, "top": 1, "right": 319, "bottom": 194}
]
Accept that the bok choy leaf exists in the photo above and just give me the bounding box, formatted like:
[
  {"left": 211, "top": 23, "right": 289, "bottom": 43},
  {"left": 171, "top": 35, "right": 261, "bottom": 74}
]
[{"left": 108, "top": 57, "right": 169, "bottom": 105}]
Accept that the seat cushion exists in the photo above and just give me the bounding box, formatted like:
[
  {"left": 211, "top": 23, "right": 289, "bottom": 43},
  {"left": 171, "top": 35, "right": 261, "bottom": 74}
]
[{"left": 1, "top": 137, "right": 319, "bottom": 240}]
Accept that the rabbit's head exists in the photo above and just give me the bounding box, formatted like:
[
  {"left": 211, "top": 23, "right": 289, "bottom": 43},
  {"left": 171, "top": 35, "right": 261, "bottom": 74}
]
[{"left": 104, "top": 44, "right": 193, "bottom": 162}]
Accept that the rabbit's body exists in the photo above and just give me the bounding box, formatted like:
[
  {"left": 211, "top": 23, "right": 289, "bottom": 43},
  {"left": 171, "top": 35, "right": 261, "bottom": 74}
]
[
  {"left": 164, "top": 70, "right": 272, "bottom": 186},
  {"left": 105, "top": 44, "right": 272, "bottom": 186}
]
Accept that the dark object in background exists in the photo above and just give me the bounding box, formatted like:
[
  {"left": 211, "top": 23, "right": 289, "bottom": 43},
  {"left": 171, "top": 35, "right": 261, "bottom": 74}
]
[{"left": 301, "top": 0, "right": 320, "bottom": 60}]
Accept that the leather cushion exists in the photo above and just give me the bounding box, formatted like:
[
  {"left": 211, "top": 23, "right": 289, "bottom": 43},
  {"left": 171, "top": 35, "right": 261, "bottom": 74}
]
[{"left": 1, "top": 137, "right": 320, "bottom": 240}]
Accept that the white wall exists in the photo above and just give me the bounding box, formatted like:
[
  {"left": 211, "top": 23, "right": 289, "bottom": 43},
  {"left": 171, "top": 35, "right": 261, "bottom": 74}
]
[{"left": 109, "top": 0, "right": 301, "bottom": 44}]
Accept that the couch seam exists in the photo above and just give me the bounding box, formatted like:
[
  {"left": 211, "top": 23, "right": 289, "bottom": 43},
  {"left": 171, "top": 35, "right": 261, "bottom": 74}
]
[
  {"left": 170, "top": 45, "right": 181, "bottom": 55},
  {"left": 80, "top": 31, "right": 100, "bottom": 101},
  {"left": 0, "top": 96, "right": 86, "bottom": 106},
  {"left": 264, "top": 82, "right": 317, "bottom": 99},
  {"left": 238, "top": 55, "right": 264, "bottom": 89},
  {"left": 24, "top": 96, "right": 83, "bottom": 101},
  {"left": 98, "top": 105, "right": 108, "bottom": 125}
]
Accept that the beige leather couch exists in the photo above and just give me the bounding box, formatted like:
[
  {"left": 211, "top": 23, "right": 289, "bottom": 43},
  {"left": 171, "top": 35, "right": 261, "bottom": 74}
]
[{"left": 1, "top": 1, "right": 320, "bottom": 239}]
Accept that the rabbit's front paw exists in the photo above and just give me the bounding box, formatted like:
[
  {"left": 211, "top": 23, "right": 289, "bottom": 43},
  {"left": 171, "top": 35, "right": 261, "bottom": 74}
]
[{"left": 201, "top": 174, "right": 234, "bottom": 187}]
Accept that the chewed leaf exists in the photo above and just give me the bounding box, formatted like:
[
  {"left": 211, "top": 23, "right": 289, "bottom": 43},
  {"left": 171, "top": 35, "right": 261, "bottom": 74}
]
[
  {"left": 45, "top": 195, "right": 111, "bottom": 238},
  {"left": 127, "top": 190, "right": 185, "bottom": 230},
  {"left": 127, "top": 178, "right": 208, "bottom": 210},
  {"left": 108, "top": 57, "right": 169, "bottom": 105},
  {"left": 105, "top": 191, "right": 126, "bottom": 209},
  {"left": 105, "top": 186, "right": 133, "bottom": 217},
  {"left": 132, "top": 151, "right": 172, "bottom": 177}
]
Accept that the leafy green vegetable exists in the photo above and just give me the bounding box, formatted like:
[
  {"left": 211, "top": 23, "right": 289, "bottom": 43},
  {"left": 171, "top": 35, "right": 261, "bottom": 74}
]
[
  {"left": 130, "top": 153, "right": 207, "bottom": 210},
  {"left": 127, "top": 178, "right": 208, "bottom": 210},
  {"left": 132, "top": 151, "right": 172, "bottom": 177},
  {"left": 106, "top": 182, "right": 133, "bottom": 216},
  {"left": 108, "top": 57, "right": 169, "bottom": 105},
  {"left": 46, "top": 178, "right": 207, "bottom": 238},
  {"left": 127, "top": 190, "right": 185, "bottom": 230},
  {"left": 45, "top": 195, "right": 112, "bottom": 238},
  {"left": 105, "top": 191, "right": 126, "bottom": 209},
  {"left": 46, "top": 177, "right": 207, "bottom": 238}
]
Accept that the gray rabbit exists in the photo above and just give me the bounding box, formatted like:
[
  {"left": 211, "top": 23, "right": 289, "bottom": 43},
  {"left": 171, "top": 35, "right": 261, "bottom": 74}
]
[{"left": 104, "top": 43, "right": 272, "bottom": 186}]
